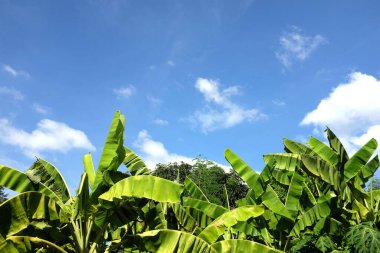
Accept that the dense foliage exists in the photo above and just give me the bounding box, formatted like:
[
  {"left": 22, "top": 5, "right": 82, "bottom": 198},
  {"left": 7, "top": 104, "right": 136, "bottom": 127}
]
[
  {"left": 0, "top": 111, "right": 379, "bottom": 252},
  {"left": 153, "top": 158, "right": 248, "bottom": 208},
  {"left": 0, "top": 186, "right": 6, "bottom": 203}
]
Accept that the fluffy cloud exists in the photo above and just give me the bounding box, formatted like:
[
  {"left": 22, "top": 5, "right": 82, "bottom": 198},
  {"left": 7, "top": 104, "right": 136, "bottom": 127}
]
[
  {"left": 134, "top": 130, "right": 230, "bottom": 171},
  {"left": 0, "top": 119, "right": 95, "bottom": 158},
  {"left": 134, "top": 130, "right": 194, "bottom": 170},
  {"left": 276, "top": 26, "right": 327, "bottom": 68},
  {"left": 189, "top": 78, "right": 264, "bottom": 133},
  {"left": 2, "top": 64, "right": 30, "bottom": 78},
  {"left": 113, "top": 85, "right": 135, "bottom": 99},
  {"left": 0, "top": 86, "right": 24, "bottom": 100},
  {"left": 33, "top": 103, "right": 51, "bottom": 115},
  {"left": 301, "top": 72, "right": 380, "bottom": 154}
]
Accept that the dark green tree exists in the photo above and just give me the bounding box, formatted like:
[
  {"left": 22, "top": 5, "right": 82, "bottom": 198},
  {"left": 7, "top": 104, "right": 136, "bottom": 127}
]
[
  {"left": 152, "top": 157, "right": 248, "bottom": 208},
  {"left": 0, "top": 186, "right": 7, "bottom": 203}
]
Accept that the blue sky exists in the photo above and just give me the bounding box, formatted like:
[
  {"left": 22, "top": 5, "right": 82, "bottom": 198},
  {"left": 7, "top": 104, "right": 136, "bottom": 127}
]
[{"left": 1, "top": 0, "right": 380, "bottom": 192}]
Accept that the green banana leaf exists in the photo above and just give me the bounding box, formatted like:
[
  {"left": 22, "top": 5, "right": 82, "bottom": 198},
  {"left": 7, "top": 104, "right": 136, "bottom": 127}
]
[
  {"left": 225, "top": 148, "right": 264, "bottom": 197},
  {"left": 263, "top": 153, "right": 301, "bottom": 172},
  {"left": 289, "top": 192, "right": 336, "bottom": 236},
  {"left": 325, "top": 127, "right": 349, "bottom": 166},
  {"left": 171, "top": 203, "right": 200, "bottom": 233},
  {"left": 0, "top": 166, "right": 64, "bottom": 205},
  {"left": 99, "top": 175, "right": 184, "bottom": 207},
  {"left": 26, "top": 158, "right": 71, "bottom": 202},
  {"left": 83, "top": 153, "right": 95, "bottom": 190},
  {"left": 198, "top": 205, "right": 265, "bottom": 244},
  {"left": 285, "top": 172, "right": 305, "bottom": 214},
  {"left": 71, "top": 173, "right": 90, "bottom": 220},
  {"left": 283, "top": 138, "right": 315, "bottom": 155},
  {"left": 360, "top": 155, "right": 379, "bottom": 180},
  {"left": 133, "top": 229, "right": 215, "bottom": 253},
  {"left": 344, "top": 138, "right": 378, "bottom": 182},
  {"left": 124, "top": 147, "right": 150, "bottom": 176},
  {"left": 211, "top": 239, "right": 284, "bottom": 253},
  {"left": 92, "top": 111, "right": 126, "bottom": 199},
  {"left": 271, "top": 169, "right": 292, "bottom": 186},
  {"left": 261, "top": 185, "right": 294, "bottom": 221},
  {"left": 301, "top": 155, "right": 341, "bottom": 188},
  {"left": 7, "top": 236, "right": 68, "bottom": 253},
  {"left": 307, "top": 137, "right": 339, "bottom": 167},
  {"left": 182, "top": 197, "right": 228, "bottom": 219},
  {"left": 0, "top": 192, "right": 60, "bottom": 251},
  {"left": 184, "top": 177, "right": 209, "bottom": 202}
]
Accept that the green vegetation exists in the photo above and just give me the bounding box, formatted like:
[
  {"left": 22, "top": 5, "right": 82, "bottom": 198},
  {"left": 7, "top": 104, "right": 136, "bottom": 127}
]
[
  {"left": 0, "top": 111, "right": 379, "bottom": 252},
  {"left": 0, "top": 186, "right": 6, "bottom": 203},
  {"left": 153, "top": 158, "right": 248, "bottom": 208}
]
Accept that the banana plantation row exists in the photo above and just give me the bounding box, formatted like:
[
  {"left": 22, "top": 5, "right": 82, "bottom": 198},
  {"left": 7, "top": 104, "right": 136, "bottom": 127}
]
[{"left": 0, "top": 111, "right": 379, "bottom": 252}]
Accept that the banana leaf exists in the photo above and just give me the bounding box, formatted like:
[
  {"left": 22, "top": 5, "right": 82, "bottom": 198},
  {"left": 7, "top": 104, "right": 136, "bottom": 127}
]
[
  {"left": 0, "top": 166, "right": 65, "bottom": 205},
  {"left": 92, "top": 111, "right": 126, "bottom": 199},
  {"left": 225, "top": 149, "right": 264, "bottom": 197},
  {"left": 184, "top": 177, "right": 209, "bottom": 202},
  {"left": 133, "top": 229, "right": 215, "bottom": 253},
  {"left": 182, "top": 197, "right": 227, "bottom": 219},
  {"left": 283, "top": 138, "right": 314, "bottom": 155},
  {"left": 199, "top": 205, "right": 265, "bottom": 244},
  {"left": 211, "top": 239, "right": 284, "bottom": 253},
  {"left": 99, "top": 175, "right": 184, "bottom": 207},
  {"left": 0, "top": 192, "right": 60, "bottom": 251},
  {"left": 26, "top": 158, "right": 71, "bottom": 203},
  {"left": 307, "top": 137, "right": 339, "bottom": 167},
  {"left": 263, "top": 153, "right": 300, "bottom": 172},
  {"left": 325, "top": 127, "right": 349, "bottom": 166},
  {"left": 289, "top": 192, "right": 336, "bottom": 236},
  {"left": 344, "top": 138, "right": 377, "bottom": 182},
  {"left": 124, "top": 147, "right": 150, "bottom": 176},
  {"left": 83, "top": 153, "right": 96, "bottom": 190},
  {"left": 261, "top": 185, "right": 294, "bottom": 221}
]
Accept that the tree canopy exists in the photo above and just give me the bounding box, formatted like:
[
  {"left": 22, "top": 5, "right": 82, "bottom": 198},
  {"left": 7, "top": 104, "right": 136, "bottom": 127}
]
[
  {"left": 0, "top": 186, "right": 6, "bottom": 203},
  {"left": 152, "top": 157, "right": 248, "bottom": 208}
]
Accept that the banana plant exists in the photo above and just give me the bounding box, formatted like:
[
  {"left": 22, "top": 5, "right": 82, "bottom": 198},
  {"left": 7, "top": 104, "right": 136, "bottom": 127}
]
[{"left": 0, "top": 111, "right": 182, "bottom": 252}]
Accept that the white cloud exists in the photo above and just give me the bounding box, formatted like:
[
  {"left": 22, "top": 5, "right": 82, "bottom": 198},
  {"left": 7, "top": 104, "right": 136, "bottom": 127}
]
[
  {"left": 276, "top": 26, "right": 327, "bottom": 68},
  {"left": 167, "top": 60, "right": 175, "bottom": 66},
  {"left": 2, "top": 64, "right": 30, "bottom": 78},
  {"left": 134, "top": 130, "right": 230, "bottom": 172},
  {"left": 153, "top": 118, "right": 169, "bottom": 125},
  {"left": 0, "top": 118, "right": 95, "bottom": 158},
  {"left": 134, "top": 130, "right": 193, "bottom": 170},
  {"left": 33, "top": 103, "right": 51, "bottom": 115},
  {"left": 0, "top": 86, "right": 24, "bottom": 100},
  {"left": 301, "top": 72, "right": 380, "bottom": 154},
  {"left": 113, "top": 85, "right": 135, "bottom": 99},
  {"left": 189, "top": 78, "right": 265, "bottom": 133},
  {"left": 147, "top": 95, "right": 162, "bottom": 106},
  {"left": 272, "top": 99, "right": 286, "bottom": 107}
]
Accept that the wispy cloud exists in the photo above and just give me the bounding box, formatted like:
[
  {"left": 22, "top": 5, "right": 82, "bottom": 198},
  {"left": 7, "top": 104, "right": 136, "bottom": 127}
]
[
  {"left": 153, "top": 118, "right": 169, "bottom": 125},
  {"left": 276, "top": 26, "right": 327, "bottom": 68},
  {"left": 272, "top": 99, "right": 286, "bottom": 107},
  {"left": 134, "top": 130, "right": 229, "bottom": 171},
  {"left": 301, "top": 72, "right": 380, "bottom": 154},
  {"left": 2, "top": 64, "right": 30, "bottom": 78},
  {"left": 188, "top": 78, "right": 265, "bottom": 133},
  {"left": 147, "top": 95, "right": 163, "bottom": 107},
  {"left": 0, "top": 86, "right": 24, "bottom": 100},
  {"left": 0, "top": 118, "right": 95, "bottom": 158},
  {"left": 33, "top": 103, "right": 51, "bottom": 115},
  {"left": 167, "top": 60, "right": 175, "bottom": 66},
  {"left": 113, "top": 85, "right": 135, "bottom": 99}
]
